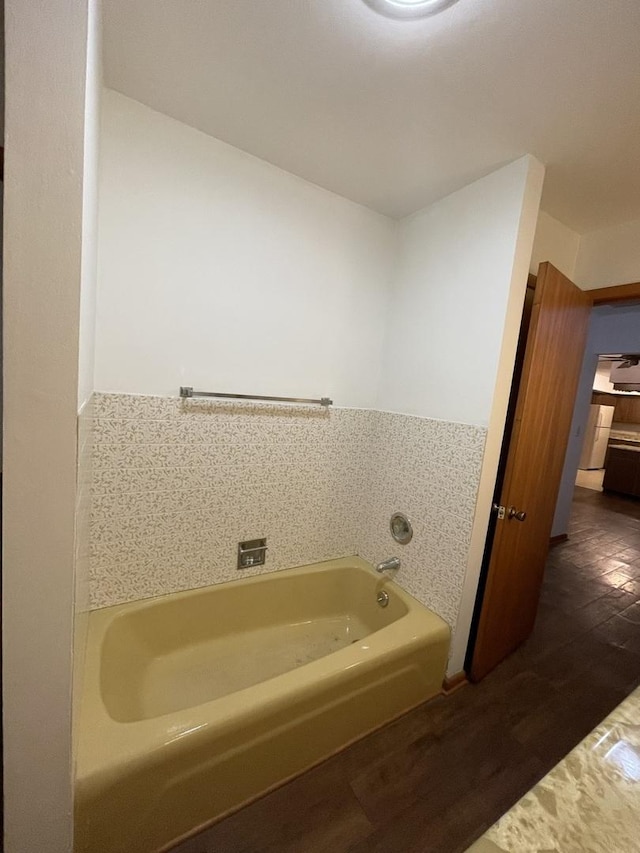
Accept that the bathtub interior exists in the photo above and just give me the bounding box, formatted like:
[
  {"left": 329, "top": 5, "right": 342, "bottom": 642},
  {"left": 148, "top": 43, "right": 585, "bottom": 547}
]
[{"left": 100, "top": 565, "right": 409, "bottom": 723}]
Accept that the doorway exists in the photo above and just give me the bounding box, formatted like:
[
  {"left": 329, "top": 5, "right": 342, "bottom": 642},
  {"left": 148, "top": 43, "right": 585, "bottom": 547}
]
[
  {"left": 467, "top": 274, "right": 640, "bottom": 680},
  {"left": 576, "top": 356, "right": 640, "bottom": 494}
]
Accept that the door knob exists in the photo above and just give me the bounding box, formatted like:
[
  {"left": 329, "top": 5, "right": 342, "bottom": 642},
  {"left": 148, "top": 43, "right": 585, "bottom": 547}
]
[{"left": 508, "top": 506, "right": 527, "bottom": 521}]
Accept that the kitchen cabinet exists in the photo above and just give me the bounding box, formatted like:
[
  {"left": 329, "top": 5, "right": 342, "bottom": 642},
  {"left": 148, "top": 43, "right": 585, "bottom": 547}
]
[
  {"left": 603, "top": 444, "right": 640, "bottom": 497},
  {"left": 592, "top": 392, "right": 640, "bottom": 423}
]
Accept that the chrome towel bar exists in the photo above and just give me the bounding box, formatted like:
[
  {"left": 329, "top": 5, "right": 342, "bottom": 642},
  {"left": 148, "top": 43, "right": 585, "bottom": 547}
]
[{"left": 179, "top": 387, "right": 333, "bottom": 407}]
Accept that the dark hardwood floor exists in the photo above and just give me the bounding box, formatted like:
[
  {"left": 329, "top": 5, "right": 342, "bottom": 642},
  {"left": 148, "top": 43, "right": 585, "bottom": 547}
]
[{"left": 176, "top": 487, "right": 640, "bottom": 853}]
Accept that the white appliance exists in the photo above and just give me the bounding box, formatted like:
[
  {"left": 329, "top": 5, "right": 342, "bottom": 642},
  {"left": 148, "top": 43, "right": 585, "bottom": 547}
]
[{"left": 579, "top": 404, "right": 615, "bottom": 470}]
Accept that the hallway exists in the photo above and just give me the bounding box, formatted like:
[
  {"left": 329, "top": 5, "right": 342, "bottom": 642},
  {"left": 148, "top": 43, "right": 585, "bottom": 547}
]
[{"left": 174, "top": 488, "right": 640, "bottom": 853}]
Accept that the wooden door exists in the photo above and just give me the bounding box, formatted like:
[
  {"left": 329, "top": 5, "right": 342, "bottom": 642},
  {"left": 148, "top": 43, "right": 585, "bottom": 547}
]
[{"left": 470, "top": 263, "right": 592, "bottom": 681}]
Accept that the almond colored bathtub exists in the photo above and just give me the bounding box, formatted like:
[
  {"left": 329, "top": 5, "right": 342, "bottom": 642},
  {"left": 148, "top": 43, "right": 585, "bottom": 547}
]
[{"left": 75, "top": 556, "right": 450, "bottom": 853}]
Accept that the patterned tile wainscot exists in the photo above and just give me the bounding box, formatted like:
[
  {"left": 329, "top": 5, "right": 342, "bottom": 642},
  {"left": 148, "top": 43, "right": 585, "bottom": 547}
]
[
  {"left": 359, "top": 411, "right": 486, "bottom": 629},
  {"left": 74, "top": 396, "right": 94, "bottom": 752},
  {"left": 88, "top": 393, "right": 486, "bottom": 633}
]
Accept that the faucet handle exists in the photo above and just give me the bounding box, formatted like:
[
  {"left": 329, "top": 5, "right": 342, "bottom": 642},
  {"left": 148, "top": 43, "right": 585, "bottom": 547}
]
[{"left": 376, "top": 556, "right": 401, "bottom": 573}]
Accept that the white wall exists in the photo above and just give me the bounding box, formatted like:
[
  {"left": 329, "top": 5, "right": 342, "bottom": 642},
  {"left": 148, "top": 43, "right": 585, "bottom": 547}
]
[
  {"left": 529, "top": 210, "right": 580, "bottom": 280},
  {"left": 96, "top": 96, "right": 549, "bottom": 431},
  {"left": 374, "top": 155, "right": 545, "bottom": 673},
  {"left": 78, "top": 1, "right": 102, "bottom": 410},
  {"left": 575, "top": 216, "right": 640, "bottom": 289},
  {"left": 529, "top": 211, "right": 640, "bottom": 292},
  {"left": 3, "top": 0, "right": 95, "bottom": 849},
  {"left": 96, "top": 90, "right": 397, "bottom": 407},
  {"left": 553, "top": 303, "right": 640, "bottom": 538},
  {"left": 74, "top": 0, "right": 102, "bottom": 774},
  {"left": 377, "top": 156, "right": 544, "bottom": 427}
]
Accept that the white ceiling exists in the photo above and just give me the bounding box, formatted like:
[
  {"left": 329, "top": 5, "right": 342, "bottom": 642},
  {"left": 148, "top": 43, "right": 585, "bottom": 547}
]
[{"left": 103, "top": 0, "right": 640, "bottom": 233}]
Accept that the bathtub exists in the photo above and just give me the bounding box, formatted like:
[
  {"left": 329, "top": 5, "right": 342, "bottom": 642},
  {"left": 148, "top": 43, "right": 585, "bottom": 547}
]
[{"left": 75, "top": 556, "right": 450, "bottom": 853}]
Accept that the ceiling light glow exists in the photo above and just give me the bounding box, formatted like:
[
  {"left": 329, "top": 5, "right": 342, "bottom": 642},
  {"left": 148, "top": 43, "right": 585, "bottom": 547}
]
[{"left": 363, "top": 0, "right": 460, "bottom": 19}]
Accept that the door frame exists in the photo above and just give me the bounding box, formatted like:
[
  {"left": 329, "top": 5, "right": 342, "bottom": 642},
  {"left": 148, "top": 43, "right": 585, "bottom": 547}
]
[
  {"left": 589, "top": 281, "right": 640, "bottom": 305},
  {"left": 464, "top": 277, "right": 640, "bottom": 678}
]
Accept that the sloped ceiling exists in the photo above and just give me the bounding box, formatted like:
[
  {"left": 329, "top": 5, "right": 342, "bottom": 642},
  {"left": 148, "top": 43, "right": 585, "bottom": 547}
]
[{"left": 103, "top": 0, "right": 640, "bottom": 231}]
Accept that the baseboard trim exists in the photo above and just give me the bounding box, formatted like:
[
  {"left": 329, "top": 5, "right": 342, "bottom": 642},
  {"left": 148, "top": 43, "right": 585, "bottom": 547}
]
[
  {"left": 549, "top": 533, "right": 568, "bottom": 546},
  {"left": 442, "top": 671, "right": 468, "bottom": 695}
]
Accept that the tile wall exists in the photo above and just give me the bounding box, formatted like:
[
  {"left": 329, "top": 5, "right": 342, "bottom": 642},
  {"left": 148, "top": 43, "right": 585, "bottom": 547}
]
[
  {"left": 73, "top": 397, "right": 94, "bottom": 751},
  {"left": 359, "top": 411, "right": 486, "bottom": 628},
  {"left": 88, "top": 393, "right": 486, "bottom": 631},
  {"left": 76, "top": 398, "right": 94, "bottom": 614},
  {"left": 89, "top": 394, "right": 370, "bottom": 607}
]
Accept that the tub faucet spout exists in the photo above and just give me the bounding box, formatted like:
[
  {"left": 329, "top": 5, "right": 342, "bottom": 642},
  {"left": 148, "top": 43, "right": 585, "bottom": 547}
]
[{"left": 376, "top": 556, "right": 401, "bottom": 573}]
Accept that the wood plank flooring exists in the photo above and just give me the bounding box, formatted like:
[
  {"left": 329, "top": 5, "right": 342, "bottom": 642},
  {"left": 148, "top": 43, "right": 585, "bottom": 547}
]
[{"left": 174, "top": 487, "right": 640, "bottom": 853}]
